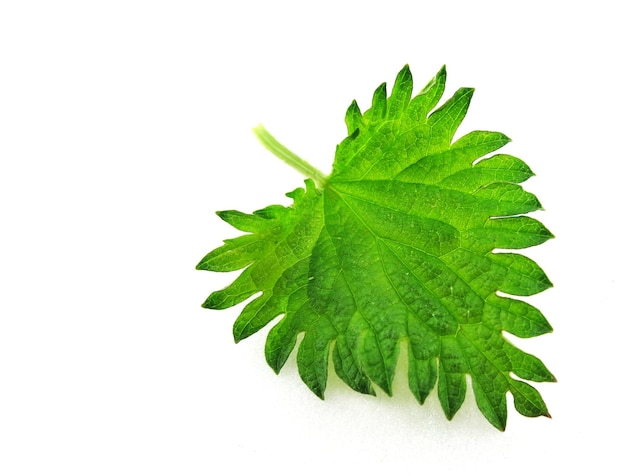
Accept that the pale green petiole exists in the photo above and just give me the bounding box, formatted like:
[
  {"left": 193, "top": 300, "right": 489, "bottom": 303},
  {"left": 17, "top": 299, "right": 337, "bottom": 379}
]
[{"left": 253, "top": 124, "right": 328, "bottom": 189}]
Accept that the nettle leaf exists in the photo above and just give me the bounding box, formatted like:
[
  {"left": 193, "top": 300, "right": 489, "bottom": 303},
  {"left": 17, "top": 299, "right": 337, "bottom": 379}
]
[{"left": 198, "top": 65, "right": 555, "bottom": 431}]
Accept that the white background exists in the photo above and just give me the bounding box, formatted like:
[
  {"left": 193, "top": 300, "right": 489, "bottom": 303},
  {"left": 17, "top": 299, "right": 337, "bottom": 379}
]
[{"left": 1, "top": 1, "right": 624, "bottom": 474}]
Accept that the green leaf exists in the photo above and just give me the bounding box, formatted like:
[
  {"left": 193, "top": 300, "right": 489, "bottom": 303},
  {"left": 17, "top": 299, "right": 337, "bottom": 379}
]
[{"left": 198, "top": 66, "right": 554, "bottom": 430}]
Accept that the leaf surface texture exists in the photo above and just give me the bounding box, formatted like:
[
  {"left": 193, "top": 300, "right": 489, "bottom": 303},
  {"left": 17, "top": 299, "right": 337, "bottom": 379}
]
[{"left": 198, "top": 66, "right": 554, "bottom": 430}]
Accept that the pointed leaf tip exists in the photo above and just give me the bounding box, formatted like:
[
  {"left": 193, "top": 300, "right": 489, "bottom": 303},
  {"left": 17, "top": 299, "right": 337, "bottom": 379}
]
[
  {"left": 395, "top": 64, "right": 412, "bottom": 83},
  {"left": 345, "top": 99, "right": 363, "bottom": 135},
  {"left": 436, "top": 64, "right": 447, "bottom": 81},
  {"left": 389, "top": 65, "right": 414, "bottom": 116},
  {"left": 369, "top": 82, "right": 388, "bottom": 120}
]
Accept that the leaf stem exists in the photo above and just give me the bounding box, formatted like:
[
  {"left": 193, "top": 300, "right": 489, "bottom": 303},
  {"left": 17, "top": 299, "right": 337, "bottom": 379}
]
[{"left": 253, "top": 124, "right": 328, "bottom": 189}]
